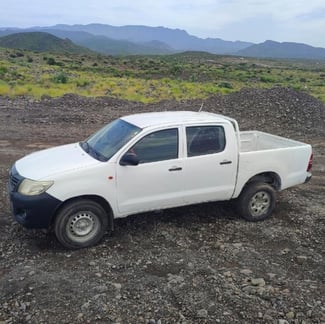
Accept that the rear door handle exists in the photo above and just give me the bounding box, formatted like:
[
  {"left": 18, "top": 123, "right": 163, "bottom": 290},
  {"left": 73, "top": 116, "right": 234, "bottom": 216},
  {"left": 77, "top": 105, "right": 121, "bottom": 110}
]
[
  {"left": 220, "top": 160, "right": 232, "bottom": 165},
  {"left": 169, "top": 167, "right": 182, "bottom": 171}
]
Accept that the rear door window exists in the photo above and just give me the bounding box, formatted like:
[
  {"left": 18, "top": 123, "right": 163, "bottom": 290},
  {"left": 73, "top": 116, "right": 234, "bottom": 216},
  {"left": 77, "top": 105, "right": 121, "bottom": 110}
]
[{"left": 186, "top": 126, "right": 225, "bottom": 157}]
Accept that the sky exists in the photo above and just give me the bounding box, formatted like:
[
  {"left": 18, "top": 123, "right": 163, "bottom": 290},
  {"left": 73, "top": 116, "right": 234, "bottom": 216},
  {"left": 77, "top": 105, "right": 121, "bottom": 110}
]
[{"left": 2, "top": 0, "right": 325, "bottom": 48}]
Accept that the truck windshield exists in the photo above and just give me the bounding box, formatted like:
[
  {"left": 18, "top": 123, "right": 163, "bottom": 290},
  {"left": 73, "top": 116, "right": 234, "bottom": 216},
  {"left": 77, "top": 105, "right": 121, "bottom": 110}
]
[{"left": 80, "top": 119, "right": 141, "bottom": 161}]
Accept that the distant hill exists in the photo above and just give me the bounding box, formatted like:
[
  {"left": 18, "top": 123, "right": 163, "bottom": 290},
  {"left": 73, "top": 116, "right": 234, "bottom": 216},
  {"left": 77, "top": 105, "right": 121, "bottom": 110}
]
[
  {"left": 0, "top": 24, "right": 252, "bottom": 55},
  {"left": 0, "top": 32, "right": 92, "bottom": 54},
  {"left": 46, "top": 24, "right": 253, "bottom": 54},
  {"left": 76, "top": 35, "right": 173, "bottom": 55},
  {"left": 0, "top": 28, "right": 174, "bottom": 55},
  {"left": 1, "top": 25, "right": 325, "bottom": 59},
  {"left": 237, "top": 40, "right": 325, "bottom": 60},
  {"left": 43, "top": 30, "right": 174, "bottom": 55}
]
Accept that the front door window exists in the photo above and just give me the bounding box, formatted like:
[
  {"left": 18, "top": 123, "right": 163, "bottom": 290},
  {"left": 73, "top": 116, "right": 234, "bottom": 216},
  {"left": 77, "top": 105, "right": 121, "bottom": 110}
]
[{"left": 129, "top": 128, "right": 178, "bottom": 163}]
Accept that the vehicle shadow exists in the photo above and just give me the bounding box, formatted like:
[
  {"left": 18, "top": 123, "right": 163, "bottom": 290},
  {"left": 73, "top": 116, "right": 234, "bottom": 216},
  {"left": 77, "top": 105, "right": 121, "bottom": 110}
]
[
  {"left": 112, "top": 200, "right": 240, "bottom": 235},
  {"left": 13, "top": 201, "right": 240, "bottom": 253}
]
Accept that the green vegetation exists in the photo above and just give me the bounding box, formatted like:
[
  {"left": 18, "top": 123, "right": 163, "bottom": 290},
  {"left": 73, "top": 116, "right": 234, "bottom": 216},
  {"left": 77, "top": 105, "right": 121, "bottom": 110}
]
[
  {"left": 0, "top": 32, "right": 92, "bottom": 54},
  {"left": 0, "top": 48, "right": 325, "bottom": 103}
]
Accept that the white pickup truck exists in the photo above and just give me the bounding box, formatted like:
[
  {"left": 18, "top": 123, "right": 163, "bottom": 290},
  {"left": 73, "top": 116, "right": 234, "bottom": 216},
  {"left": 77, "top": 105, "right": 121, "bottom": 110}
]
[{"left": 8, "top": 111, "right": 312, "bottom": 249}]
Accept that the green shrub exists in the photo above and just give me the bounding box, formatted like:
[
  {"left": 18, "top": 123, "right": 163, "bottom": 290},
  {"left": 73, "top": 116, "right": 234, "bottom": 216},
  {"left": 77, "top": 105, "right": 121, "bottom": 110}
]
[
  {"left": 52, "top": 72, "right": 68, "bottom": 84},
  {"left": 76, "top": 79, "right": 90, "bottom": 87},
  {"left": 260, "top": 76, "right": 275, "bottom": 83},
  {"left": 0, "top": 65, "right": 8, "bottom": 76},
  {"left": 170, "top": 64, "right": 183, "bottom": 76},
  {"left": 218, "top": 81, "right": 233, "bottom": 89},
  {"left": 47, "top": 57, "right": 56, "bottom": 65}
]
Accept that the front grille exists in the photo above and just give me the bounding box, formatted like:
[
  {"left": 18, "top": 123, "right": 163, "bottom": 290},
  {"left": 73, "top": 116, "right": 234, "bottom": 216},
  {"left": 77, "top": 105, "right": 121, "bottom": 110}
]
[
  {"left": 9, "top": 165, "right": 23, "bottom": 192},
  {"left": 10, "top": 174, "right": 20, "bottom": 191}
]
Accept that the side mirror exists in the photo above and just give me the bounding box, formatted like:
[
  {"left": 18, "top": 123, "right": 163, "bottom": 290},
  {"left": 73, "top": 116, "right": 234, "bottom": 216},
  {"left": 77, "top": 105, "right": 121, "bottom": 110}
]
[{"left": 120, "top": 153, "right": 139, "bottom": 166}]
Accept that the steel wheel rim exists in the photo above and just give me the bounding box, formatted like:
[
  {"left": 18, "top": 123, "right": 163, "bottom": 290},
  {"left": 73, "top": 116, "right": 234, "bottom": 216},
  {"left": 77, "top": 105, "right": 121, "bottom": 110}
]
[
  {"left": 66, "top": 211, "right": 100, "bottom": 243},
  {"left": 249, "top": 191, "right": 271, "bottom": 217}
]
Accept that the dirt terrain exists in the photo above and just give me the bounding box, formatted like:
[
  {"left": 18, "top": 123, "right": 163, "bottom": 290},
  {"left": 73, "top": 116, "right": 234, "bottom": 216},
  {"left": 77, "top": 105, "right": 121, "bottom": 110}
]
[{"left": 0, "top": 87, "right": 324, "bottom": 323}]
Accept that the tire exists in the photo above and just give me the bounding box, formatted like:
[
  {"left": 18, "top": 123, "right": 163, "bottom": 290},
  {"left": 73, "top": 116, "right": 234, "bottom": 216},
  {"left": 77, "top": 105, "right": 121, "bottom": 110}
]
[
  {"left": 54, "top": 199, "right": 110, "bottom": 249},
  {"left": 237, "top": 182, "right": 276, "bottom": 221}
]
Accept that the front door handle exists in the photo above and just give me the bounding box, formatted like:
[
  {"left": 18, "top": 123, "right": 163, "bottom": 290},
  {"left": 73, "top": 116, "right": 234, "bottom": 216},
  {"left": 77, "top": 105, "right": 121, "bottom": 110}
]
[
  {"left": 169, "top": 167, "right": 182, "bottom": 171},
  {"left": 220, "top": 160, "right": 232, "bottom": 165}
]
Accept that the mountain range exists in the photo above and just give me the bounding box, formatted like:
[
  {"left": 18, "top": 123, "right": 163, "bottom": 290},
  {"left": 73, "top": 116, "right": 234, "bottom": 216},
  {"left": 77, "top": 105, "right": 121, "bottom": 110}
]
[{"left": 1, "top": 23, "right": 325, "bottom": 60}]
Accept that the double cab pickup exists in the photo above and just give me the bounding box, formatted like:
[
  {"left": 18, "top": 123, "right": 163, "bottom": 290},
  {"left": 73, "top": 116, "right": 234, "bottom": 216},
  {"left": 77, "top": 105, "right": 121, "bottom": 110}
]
[{"left": 8, "top": 111, "right": 313, "bottom": 249}]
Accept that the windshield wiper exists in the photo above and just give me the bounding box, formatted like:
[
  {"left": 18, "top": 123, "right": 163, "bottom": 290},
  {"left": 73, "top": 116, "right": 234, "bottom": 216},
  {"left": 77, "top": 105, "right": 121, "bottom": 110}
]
[
  {"left": 80, "top": 141, "right": 90, "bottom": 153},
  {"left": 91, "top": 147, "right": 107, "bottom": 162},
  {"left": 80, "top": 141, "right": 106, "bottom": 162}
]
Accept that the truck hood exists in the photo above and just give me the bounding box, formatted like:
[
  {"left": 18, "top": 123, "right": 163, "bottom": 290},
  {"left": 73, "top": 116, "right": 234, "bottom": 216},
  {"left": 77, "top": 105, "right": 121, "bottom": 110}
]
[{"left": 15, "top": 143, "right": 100, "bottom": 180}]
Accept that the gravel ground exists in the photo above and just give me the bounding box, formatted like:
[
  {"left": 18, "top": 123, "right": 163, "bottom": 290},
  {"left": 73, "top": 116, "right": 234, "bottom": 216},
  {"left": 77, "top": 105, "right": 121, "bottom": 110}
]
[{"left": 0, "top": 87, "right": 324, "bottom": 323}]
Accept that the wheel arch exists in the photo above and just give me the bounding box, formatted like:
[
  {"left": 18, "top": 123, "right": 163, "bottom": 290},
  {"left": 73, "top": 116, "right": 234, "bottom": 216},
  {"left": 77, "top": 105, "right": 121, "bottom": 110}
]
[
  {"left": 51, "top": 195, "right": 114, "bottom": 230},
  {"left": 243, "top": 171, "right": 281, "bottom": 192}
]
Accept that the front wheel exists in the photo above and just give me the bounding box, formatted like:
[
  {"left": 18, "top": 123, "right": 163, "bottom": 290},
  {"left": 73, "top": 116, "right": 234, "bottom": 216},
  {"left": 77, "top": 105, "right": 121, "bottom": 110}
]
[
  {"left": 54, "top": 199, "right": 110, "bottom": 249},
  {"left": 237, "top": 182, "right": 276, "bottom": 221}
]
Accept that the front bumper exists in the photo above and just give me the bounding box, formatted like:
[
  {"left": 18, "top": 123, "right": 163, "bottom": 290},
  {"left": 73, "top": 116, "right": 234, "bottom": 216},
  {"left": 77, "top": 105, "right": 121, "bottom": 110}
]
[
  {"left": 9, "top": 190, "right": 61, "bottom": 229},
  {"left": 8, "top": 164, "right": 61, "bottom": 229}
]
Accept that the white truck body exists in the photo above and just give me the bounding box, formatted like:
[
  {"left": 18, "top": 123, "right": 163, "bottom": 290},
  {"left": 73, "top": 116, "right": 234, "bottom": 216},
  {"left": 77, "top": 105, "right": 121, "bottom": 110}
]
[{"left": 9, "top": 111, "right": 312, "bottom": 248}]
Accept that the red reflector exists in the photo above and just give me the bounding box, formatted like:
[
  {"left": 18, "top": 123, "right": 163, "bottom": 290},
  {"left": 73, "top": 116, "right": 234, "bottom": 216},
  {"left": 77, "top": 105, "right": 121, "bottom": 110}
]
[{"left": 307, "top": 153, "right": 313, "bottom": 172}]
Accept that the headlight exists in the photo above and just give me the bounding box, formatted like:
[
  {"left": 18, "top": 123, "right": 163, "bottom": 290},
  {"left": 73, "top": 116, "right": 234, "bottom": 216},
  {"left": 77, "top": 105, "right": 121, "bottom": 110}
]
[{"left": 18, "top": 179, "right": 54, "bottom": 196}]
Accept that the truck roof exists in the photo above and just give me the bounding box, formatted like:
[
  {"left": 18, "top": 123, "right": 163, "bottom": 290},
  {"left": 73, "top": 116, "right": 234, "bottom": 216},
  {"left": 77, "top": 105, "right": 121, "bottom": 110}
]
[{"left": 121, "top": 111, "right": 230, "bottom": 129}]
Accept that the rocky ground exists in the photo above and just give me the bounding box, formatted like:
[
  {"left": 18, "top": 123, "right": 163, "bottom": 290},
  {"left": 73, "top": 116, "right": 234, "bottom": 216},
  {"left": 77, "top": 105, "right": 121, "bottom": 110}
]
[{"left": 0, "top": 87, "right": 324, "bottom": 323}]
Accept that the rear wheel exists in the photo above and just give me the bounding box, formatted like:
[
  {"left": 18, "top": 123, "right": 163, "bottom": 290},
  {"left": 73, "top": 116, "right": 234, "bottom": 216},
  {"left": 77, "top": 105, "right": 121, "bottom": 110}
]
[
  {"left": 54, "top": 199, "right": 110, "bottom": 249},
  {"left": 237, "top": 182, "right": 276, "bottom": 221}
]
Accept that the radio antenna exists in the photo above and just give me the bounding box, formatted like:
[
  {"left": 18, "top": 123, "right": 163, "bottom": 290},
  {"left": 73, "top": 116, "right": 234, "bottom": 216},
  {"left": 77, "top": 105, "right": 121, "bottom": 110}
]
[{"left": 199, "top": 103, "right": 204, "bottom": 112}]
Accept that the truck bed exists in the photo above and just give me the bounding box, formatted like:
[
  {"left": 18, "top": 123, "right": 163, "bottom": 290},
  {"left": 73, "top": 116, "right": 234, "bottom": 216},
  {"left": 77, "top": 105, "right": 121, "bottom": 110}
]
[
  {"left": 232, "top": 131, "right": 312, "bottom": 197},
  {"left": 239, "top": 131, "right": 307, "bottom": 152}
]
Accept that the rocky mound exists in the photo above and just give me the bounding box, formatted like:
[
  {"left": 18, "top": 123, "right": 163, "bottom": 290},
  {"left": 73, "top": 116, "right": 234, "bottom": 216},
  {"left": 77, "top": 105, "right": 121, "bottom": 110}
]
[
  {"left": 210, "top": 87, "right": 325, "bottom": 137},
  {"left": 1, "top": 87, "right": 323, "bottom": 140}
]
